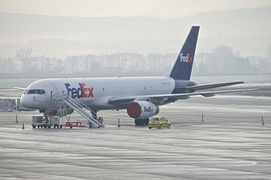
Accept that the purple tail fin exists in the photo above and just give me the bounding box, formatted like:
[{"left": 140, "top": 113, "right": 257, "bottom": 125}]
[{"left": 169, "top": 26, "right": 200, "bottom": 80}]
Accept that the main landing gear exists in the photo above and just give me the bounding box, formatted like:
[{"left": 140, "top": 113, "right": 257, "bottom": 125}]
[
  {"left": 89, "top": 110, "right": 104, "bottom": 128},
  {"left": 134, "top": 118, "right": 149, "bottom": 126}
]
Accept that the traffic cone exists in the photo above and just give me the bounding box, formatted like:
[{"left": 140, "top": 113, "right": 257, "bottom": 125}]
[
  {"left": 22, "top": 123, "right": 25, "bottom": 130},
  {"left": 16, "top": 114, "right": 18, "bottom": 123},
  {"left": 118, "top": 118, "right": 120, "bottom": 127}
]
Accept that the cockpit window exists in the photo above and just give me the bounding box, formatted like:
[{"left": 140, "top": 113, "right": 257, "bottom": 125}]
[
  {"left": 37, "top": 89, "right": 45, "bottom": 94},
  {"left": 27, "top": 89, "right": 45, "bottom": 95}
]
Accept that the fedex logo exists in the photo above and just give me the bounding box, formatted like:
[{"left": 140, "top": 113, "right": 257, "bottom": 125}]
[
  {"left": 144, "top": 106, "right": 153, "bottom": 113},
  {"left": 179, "top": 53, "right": 193, "bottom": 63},
  {"left": 65, "top": 83, "right": 94, "bottom": 98}
]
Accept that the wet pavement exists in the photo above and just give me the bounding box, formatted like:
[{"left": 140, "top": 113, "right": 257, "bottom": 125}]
[{"left": 0, "top": 95, "right": 271, "bottom": 179}]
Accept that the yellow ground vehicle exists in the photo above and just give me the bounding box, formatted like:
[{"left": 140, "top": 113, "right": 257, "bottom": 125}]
[{"left": 148, "top": 116, "right": 171, "bottom": 129}]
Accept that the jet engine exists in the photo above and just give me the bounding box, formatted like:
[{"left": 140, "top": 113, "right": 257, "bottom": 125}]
[{"left": 127, "top": 100, "right": 159, "bottom": 119}]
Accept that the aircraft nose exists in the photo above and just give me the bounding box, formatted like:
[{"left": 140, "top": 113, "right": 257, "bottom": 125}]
[{"left": 20, "top": 94, "right": 35, "bottom": 108}]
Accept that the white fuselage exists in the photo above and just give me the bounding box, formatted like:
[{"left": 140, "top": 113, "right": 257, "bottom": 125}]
[{"left": 20, "top": 76, "right": 175, "bottom": 110}]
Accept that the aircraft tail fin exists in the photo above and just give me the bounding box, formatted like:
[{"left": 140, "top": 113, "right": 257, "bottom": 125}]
[{"left": 169, "top": 26, "right": 200, "bottom": 80}]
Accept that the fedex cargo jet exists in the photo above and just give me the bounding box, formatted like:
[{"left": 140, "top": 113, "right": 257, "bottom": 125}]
[{"left": 20, "top": 26, "right": 246, "bottom": 126}]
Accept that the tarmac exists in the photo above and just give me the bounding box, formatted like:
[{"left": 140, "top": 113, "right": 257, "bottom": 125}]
[{"left": 0, "top": 95, "right": 271, "bottom": 179}]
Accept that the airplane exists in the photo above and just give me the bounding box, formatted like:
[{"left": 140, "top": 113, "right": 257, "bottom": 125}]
[{"left": 20, "top": 26, "right": 249, "bottom": 127}]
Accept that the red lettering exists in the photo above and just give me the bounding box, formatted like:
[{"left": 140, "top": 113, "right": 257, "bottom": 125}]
[
  {"left": 79, "top": 83, "right": 94, "bottom": 98},
  {"left": 79, "top": 83, "right": 88, "bottom": 97},
  {"left": 188, "top": 53, "right": 193, "bottom": 62},
  {"left": 89, "top": 88, "right": 94, "bottom": 97}
]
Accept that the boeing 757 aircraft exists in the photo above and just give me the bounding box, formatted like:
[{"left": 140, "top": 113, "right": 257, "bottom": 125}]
[{"left": 20, "top": 26, "right": 247, "bottom": 127}]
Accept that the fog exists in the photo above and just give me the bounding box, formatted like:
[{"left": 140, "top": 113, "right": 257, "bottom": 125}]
[
  {"left": 0, "top": 45, "right": 270, "bottom": 78},
  {"left": 0, "top": 2, "right": 270, "bottom": 78}
]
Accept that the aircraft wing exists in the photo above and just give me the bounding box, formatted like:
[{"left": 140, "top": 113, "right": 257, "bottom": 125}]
[
  {"left": 13, "top": 87, "right": 26, "bottom": 91},
  {"left": 186, "top": 81, "right": 244, "bottom": 91},
  {"left": 0, "top": 87, "right": 27, "bottom": 91},
  {"left": 108, "top": 88, "right": 254, "bottom": 105}
]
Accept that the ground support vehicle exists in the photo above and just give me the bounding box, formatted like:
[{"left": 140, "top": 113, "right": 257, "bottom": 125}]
[{"left": 32, "top": 116, "right": 62, "bottom": 128}]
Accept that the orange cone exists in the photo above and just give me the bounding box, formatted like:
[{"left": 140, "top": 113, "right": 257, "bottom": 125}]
[
  {"left": 22, "top": 123, "right": 25, "bottom": 130},
  {"left": 118, "top": 118, "right": 120, "bottom": 127},
  {"left": 16, "top": 114, "right": 18, "bottom": 123}
]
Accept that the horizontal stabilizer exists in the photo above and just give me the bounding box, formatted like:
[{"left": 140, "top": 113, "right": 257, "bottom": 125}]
[{"left": 186, "top": 81, "right": 244, "bottom": 92}]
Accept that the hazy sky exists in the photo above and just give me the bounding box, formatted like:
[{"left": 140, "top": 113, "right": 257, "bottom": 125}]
[{"left": 0, "top": 0, "right": 270, "bottom": 18}]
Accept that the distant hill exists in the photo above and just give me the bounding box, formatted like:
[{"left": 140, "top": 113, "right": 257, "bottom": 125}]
[{"left": 0, "top": 6, "right": 270, "bottom": 57}]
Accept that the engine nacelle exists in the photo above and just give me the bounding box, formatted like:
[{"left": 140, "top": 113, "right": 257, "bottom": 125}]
[{"left": 127, "top": 100, "right": 159, "bottom": 119}]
